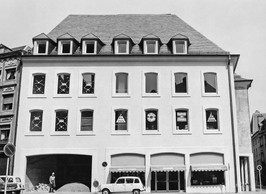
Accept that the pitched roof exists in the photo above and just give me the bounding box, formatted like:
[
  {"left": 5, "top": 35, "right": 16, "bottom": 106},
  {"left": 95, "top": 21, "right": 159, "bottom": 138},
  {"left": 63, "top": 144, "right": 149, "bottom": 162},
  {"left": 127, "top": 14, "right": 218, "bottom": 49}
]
[{"left": 47, "top": 14, "right": 228, "bottom": 55}]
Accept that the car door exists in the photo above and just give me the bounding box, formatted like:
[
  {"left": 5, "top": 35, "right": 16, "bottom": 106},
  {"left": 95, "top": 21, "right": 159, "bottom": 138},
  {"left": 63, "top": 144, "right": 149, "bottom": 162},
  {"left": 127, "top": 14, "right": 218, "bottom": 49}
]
[
  {"left": 113, "top": 178, "right": 126, "bottom": 192},
  {"left": 126, "top": 178, "right": 134, "bottom": 191}
]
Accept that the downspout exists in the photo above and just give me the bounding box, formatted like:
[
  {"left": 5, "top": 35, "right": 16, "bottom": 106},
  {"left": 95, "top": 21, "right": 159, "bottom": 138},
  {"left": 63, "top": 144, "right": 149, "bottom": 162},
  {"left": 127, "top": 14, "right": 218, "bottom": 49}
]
[{"left": 227, "top": 54, "right": 241, "bottom": 192}]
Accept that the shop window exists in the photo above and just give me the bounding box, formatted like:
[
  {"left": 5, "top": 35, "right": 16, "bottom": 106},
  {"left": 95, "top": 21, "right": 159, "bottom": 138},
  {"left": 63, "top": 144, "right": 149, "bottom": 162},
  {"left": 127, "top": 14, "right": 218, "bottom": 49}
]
[
  {"left": 206, "top": 109, "right": 219, "bottom": 130},
  {"left": 191, "top": 171, "right": 225, "bottom": 185},
  {"left": 144, "top": 40, "right": 158, "bottom": 54},
  {"left": 204, "top": 73, "right": 217, "bottom": 93},
  {"left": 30, "top": 110, "right": 43, "bottom": 131},
  {"left": 55, "top": 110, "right": 68, "bottom": 131},
  {"left": 6, "top": 68, "right": 16, "bottom": 80},
  {"left": 174, "top": 73, "right": 187, "bottom": 93},
  {"left": 82, "top": 40, "right": 97, "bottom": 54},
  {"left": 32, "top": 74, "right": 46, "bottom": 94},
  {"left": 2, "top": 94, "right": 13, "bottom": 110},
  {"left": 146, "top": 109, "right": 158, "bottom": 130},
  {"left": 116, "top": 73, "right": 128, "bottom": 93},
  {"left": 115, "top": 40, "right": 129, "bottom": 54},
  {"left": 80, "top": 110, "right": 93, "bottom": 131},
  {"left": 0, "top": 124, "right": 10, "bottom": 143},
  {"left": 176, "top": 109, "right": 189, "bottom": 130},
  {"left": 115, "top": 109, "right": 127, "bottom": 131},
  {"left": 145, "top": 73, "right": 158, "bottom": 94},
  {"left": 58, "top": 40, "right": 73, "bottom": 55},
  {"left": 82, "top": 73, "right": 95, "bottom": 94},
  {"left": 57, "top": 73, "right": 70, "bottom": 94},
  {"left": 173, "top": 40, "right": 187, "bottom": 54}
]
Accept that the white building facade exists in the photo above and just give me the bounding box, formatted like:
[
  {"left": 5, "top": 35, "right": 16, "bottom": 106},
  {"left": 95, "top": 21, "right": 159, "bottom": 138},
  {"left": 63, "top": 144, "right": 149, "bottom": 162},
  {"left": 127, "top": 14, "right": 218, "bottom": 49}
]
[{"left": 14, "top": 14, "right": 255, "bottom": 193}]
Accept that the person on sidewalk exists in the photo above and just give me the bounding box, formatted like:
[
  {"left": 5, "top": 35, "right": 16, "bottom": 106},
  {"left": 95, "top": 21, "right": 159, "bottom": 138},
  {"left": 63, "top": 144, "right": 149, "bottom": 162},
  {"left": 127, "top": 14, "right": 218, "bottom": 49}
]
[{"left": 49, "top": 172, "right": 56, "bottom": 193}]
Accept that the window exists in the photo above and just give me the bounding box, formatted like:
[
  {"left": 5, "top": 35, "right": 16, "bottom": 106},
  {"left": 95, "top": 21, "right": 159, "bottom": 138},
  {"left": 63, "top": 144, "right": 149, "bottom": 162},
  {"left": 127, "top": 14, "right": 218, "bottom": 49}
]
[
  {"left": 55, "top": 110, "right": 68, "bottom": 131},
  {"left": 30, "top": 110, "right": 43, "bottom": 131},
  {"left": 80, "top": 110, "right": 93, "bottom": 131},
  {"left": 145, "top": 73, "right": 158, "bottom": 93},
  {"left": 34, "top": 41, "right": 48, "bottom": 55},
  {"left": 174, "top": 73, "right": 187, "bottom": 93},
  {"left": 58, "top": 40, "right": 73, "bottom": 54},
  {"left": 117, "top": 178, "right": 125, "bottom": 184},
  {"left": 191, "top": 171, "right": 225, "bottom": 186},
  {"left": 32, "top": 74, "right": 46, "bottom": 94},
  {"left": 0, "top": 69, "right": 2, "bottom": 81},
  {"left": 173, "top": 40, "right": 187, "bottom": 54},
  {"left": 116, "top": 73, "right": 128, "bottom": 93},
  {"left": 206, "top": 109, "right": 219, "bottom": 130},
  {"left": 82, "top": 73, "right": 95, "bottom": 94},
  {"left": 146, "top": 109, "right": 158, "bottom": 130},
  {"left": 204, "top": 73, "right": 217, "bottom": 93},
  {"left": 57, "top": 74, "right": 70, "bottom": 94},
  {"left": 115, "top": 40, "right": 129, "bottom": 54},
  {"left": 0, "top": 125, "right": 10, "bottom": 143},
  {"left": 144, "top": 40, "right": 158, "bottom": 54},
  {"left": 6, "top": 68, "right": 16, "bottom": 80},
  {"left": 115, "top": 109, "right": 127, "bottom": 131},
  {"left": 82, "top": 40, "right": 96, "bottom": 54},
  {"left": 2, "top": 94, "right": 13, "bottom": 110},
  {"left": 176, "top": 109, "right": 189, "bottom": 130}
]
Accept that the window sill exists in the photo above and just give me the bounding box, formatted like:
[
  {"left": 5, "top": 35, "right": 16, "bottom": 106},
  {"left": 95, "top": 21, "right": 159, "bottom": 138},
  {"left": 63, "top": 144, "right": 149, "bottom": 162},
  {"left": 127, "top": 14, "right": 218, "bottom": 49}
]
[
  {"left": 76, "top": 132, "right": 96, "bottom": 136},
  {"left": 203, "top": 130, "right": 222, "bottom": 135},
  {"left": 111, "top": 132, "right": 130, "bottom": 135},
  {"left": 172, "top": 93, "right": 190, "bottom": 97},
  {"left": 78, "top": 94, "right": 97, "bottom": 98},
  {"left": 28, "top": 95, "right": 47, "bottom": 99},
  {"left": 112, "top": 94, "right": 131, "bottom": 98},
  {"left": 142, "top": 131, "right": 161, "bottom": 135},
  {"left": 173, "top": 131, "right": 192, "bottom": 135},
  {"left": 53, "top": 95, "right": 72, "bottom": 98},
  {"left": 202, "top": 93, "right": 220, "bottom": 97},
  {"left": 50, "top": 132, "right": 70, "bottom": 136},
  {"left": 25, "top": 132, "right": 45, "bottom": 136},
  {"left": 142, "top": 94, "right": 161, "bottom": 98}
]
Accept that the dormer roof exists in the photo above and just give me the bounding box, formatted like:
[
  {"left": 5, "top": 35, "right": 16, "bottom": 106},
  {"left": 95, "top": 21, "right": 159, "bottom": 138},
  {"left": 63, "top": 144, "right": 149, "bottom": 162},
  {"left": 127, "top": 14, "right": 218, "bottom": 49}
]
[{"left": 57, "top": 33, "right": 78, "bottom": 42}]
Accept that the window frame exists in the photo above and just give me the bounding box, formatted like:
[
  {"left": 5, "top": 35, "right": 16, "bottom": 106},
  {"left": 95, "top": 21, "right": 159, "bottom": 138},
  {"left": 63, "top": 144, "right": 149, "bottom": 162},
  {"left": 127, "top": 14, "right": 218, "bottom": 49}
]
[
  {"left": 33, "top": 40, "right": 49, "bottom": 55},
  {"left": 114, "top": 40, "right": 129, "bottom": 54},
  {"left": 58, "top": 40, "right": 73, "bottom": 55},
  {"left": 143, "top": 71, "right": 160, "bottom": 97},
  {"left": 172, "top": 107, "right": 192, "bottom": 135},
  {"left": 0, "top": 124, "right": 11, "bottom": 143},
  {"left": 202, "top": 71, "right": 219, "bottom": 96},
  {"left": 29, "top": 109, "right": 43, "bottom": 132},
  {"left": 52, "top": 109, "right": 69, "bottom": 135},
  {"left": 172, "top": 71, "right": 190, "bottom": 97},
  {"left": 202, "top": 107, "right": 222, "bottom": 134},
  {"left": 144, "top": 40, "right": 159, "bottom": 54},
  {"left": 2, "top": 93, "right": 14, "bottom": 111},
  {"left": 78, "top": 72, "right": 97, "bottom": 98},
  {"left": 172, "top": 40, "right": 188, "bottom": 54},
  {"left": 143, "top": 108, "right": 160, "bottom": 135},
  {"left": 82, "top": 40, "right": 97, "bottom": 55},
  {"left": 54, "top": 72, "right": 71, "bottom": 97},
  {"left": 5, "top": 67, "right": 16, "bottom": 82},
  {"left": 112, "top": 107, "right": 130, "bottom": 135},
  {"left": 76, "top": 109, "right": 94, "bottom": 135},
  {"left": 113, "top": 72, "right": 130, "bottom": 97},
  {"left": 32, "top": 73, "right": 46, "bottom": 95}
]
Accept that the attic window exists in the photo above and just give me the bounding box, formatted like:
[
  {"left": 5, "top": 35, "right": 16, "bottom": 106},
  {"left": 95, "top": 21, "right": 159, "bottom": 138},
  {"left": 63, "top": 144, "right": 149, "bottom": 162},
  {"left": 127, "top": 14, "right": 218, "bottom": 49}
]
[
  {"left": 58, "top": 40, "right": 73, "bottom": 55},
  {"left": 115, "top": 40, "right": 129, "bottom": 54},
  {"left": 173, "top": 40, "right": 187, "bottom": 54},
  {"left": 82, "top": 40, "right": 97, "bottom": 54},
  {"left": 144, "top": 40, "right": 158, "bottom": 54},
  {"left": 34, "top": 41, "right": 48, "bottom": 55}
]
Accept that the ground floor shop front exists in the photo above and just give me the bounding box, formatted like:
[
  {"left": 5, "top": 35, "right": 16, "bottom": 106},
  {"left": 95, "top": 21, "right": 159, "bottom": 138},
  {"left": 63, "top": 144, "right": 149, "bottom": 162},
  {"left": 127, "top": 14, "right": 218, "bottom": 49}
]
[{"left": 13, "top": 147, "right": 255, "bottom": 193}]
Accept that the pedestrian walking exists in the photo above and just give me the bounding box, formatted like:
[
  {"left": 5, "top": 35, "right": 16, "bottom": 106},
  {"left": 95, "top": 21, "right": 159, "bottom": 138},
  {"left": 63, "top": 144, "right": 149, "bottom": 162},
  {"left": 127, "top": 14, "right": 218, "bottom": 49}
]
[{"left": 49, "top": 172, "right": 56, "bottom": 193}]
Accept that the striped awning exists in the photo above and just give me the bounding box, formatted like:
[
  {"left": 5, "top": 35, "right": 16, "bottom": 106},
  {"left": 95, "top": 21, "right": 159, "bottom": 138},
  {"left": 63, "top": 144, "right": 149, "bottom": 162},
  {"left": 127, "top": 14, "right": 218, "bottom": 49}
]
[
  {"left": 191, "top": 164, "right": 227, "bottom": 172},
  {"left": 151, "top": 165, "right": 186, "bottom": 172},
  {"left": 109, "top": 166, "right": 145, "bottom": 173}
]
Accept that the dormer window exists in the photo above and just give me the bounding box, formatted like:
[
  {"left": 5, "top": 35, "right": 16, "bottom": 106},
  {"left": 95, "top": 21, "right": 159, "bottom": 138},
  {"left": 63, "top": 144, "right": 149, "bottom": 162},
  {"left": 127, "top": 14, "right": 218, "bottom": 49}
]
[
  {"left": 58, "top": 40, "right": 73, "bottom": 55},
  {"left": 115, "top": 40, "right": 129, "bottom": 54},
  {"left": 34, "top": 41, "right": 48, "bottom": 55},
  {"left": 82, "top": 40, "right": 97, "bottom": 54},
  {"left": 173, "top": 40, "right": 187, "bottom": 54},
  {"left": 144, "top": 40, "right": 158, "bottom": 54}
]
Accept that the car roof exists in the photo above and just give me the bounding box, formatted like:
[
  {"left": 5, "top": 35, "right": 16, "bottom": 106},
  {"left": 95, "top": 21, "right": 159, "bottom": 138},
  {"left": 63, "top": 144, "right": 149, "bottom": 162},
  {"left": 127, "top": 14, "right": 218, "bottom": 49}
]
[{"left": 118, "top": 176, "right": 139, "bottom": 179}]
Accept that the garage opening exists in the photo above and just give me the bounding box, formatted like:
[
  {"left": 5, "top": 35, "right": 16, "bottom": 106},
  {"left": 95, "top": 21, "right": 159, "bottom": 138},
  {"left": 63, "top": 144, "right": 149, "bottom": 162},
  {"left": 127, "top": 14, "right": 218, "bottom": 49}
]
[{"left": 25, "top": 154, "right": 92, "bottom": 192}]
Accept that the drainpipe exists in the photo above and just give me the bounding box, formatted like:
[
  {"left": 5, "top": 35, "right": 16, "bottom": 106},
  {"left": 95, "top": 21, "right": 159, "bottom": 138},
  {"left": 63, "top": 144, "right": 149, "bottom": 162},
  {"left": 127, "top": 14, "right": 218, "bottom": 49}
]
[{"left": 227, "top": 54, "right": 241, "bottom": 192}]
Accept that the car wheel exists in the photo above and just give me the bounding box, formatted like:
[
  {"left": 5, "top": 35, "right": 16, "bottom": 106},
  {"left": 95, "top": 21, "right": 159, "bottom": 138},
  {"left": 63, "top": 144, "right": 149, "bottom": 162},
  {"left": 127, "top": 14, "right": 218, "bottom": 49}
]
[
  {"left": 102, "top": 189, "right": 110, "bottom": 194},
  {"left": 133, "top": 189, "right": 140, "bottom": 194}
]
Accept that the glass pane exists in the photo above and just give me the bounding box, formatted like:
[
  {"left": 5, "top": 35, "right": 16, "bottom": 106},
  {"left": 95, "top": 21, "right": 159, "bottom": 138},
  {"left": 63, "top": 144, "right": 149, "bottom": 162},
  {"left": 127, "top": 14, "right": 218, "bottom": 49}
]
[
  {"left": 86, "top": 42, "right": 95, "bottom": 53},
  {"left": 146, "top": 110, "right": 157, "bottom": 130},
  {"left": 116, "top": 73, "right": 128, "bottom": 93},
  {"left": 204, "top": 73, "right": 217, "bottom": 93},
  {"left": 118, "top": 41, "right": 127, "bottom": 53},
  {"left": 146, "top": 41, "right": 156, "bottom": 53},
  {"left": 30, "top": 111, "right": 43, "bottom": 131},
  {"left": 33, "top": 74, "right": 45, "bottom": 94},
  {"left": 115, "top": 110, "right": 127, "bottom": 131},
  {"left": 157, "top": 172, "right": 166, "bottom": 191},
  {"left": 62, "top": 43, "right": 71, "bottom": 53},
  {"left": 81, "top": 111, "right": 93, "bottom": 131},
  {"left": 55, "top": 111, "right": 68, "bottom": 131},
  {"left": 82, "top": 73, "right": 94, "bottom": 94},
  {"left": 176, "top": 110, "right": 188, "bottom": 130},
  {"left": 169, "top": 172, "right": 178, "bottom": 190},
  {"left": 58, "top": 74, "right": 70, "bottom": 94},
  {"left": 206, "top": 109, "right": 218, "bottom": 129},
  {"left": 6, "top": 68, "right": 16, "bottom": 80},
  {"left": 145, "top": 73, "right": 157, "bottom": 93},
  {"left": 38, "top": 43, "right": 46, "bottom": 53},
  {"left": 175, "top": 73, "right": 187, "bottom": 93},
  {"left": 175, "top": 41, "right": 185, "bottom": 53},
  {"left": 191, "top": 171, "right": 225, "bottom": 185}
]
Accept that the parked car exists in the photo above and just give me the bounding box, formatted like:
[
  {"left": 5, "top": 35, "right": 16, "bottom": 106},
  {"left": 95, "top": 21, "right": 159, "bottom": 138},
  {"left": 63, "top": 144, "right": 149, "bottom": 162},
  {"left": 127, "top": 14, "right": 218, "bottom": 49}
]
[
  {"left": 99, "top": 176, "right": 145, "bottom": 194},
  {"left": 0, "top": 176, "right": 24, "bottom": 194}
]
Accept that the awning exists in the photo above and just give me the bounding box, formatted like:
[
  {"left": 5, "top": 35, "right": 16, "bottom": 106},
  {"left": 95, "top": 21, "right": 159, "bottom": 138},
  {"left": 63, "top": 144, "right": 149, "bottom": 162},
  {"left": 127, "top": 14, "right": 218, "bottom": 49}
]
[
  {"left": 109, "top": 166, "right": 145, "bottom": 173},
  {"left": 191, "top": 164, "right": 227, "bottom": 172},
  {"left": 151, "top": 165, "right": 186, "bottom": 172}
]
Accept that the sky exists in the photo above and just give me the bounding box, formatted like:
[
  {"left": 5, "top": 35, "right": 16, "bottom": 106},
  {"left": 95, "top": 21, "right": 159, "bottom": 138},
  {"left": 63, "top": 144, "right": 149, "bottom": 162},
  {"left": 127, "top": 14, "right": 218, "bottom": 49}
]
[{"left": 0, "top": 0, "right": 266, "bottom": 116}]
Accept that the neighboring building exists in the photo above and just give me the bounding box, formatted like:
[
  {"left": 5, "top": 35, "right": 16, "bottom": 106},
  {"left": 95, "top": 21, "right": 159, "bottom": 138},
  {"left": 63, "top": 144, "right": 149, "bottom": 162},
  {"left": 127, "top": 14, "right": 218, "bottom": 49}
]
[
  {"left": 251, "top": 111, "right": 266, "bottom": 186},
  {"left": 13, "top": 14, "right": 255, "bottom": 193},
  {"left": 0, "top": 44, "right": 30, "bottom": 174}
]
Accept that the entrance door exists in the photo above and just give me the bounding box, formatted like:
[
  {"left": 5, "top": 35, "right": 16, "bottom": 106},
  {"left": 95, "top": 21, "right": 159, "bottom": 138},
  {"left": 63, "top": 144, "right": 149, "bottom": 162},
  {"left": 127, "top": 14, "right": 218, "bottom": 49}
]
[{"left": 151, "top": 171, "right": 185, "bottom": 192}]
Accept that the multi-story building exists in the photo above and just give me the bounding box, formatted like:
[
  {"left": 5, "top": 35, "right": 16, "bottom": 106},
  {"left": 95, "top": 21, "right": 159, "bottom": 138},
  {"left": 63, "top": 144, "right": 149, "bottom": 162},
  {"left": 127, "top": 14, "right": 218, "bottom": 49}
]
[
  {"left": 0, "top": 44, "right": 30, "bottom": 174},
  {"left": 251, "top": 111, "right": 266, "bottom": 186},
  {"left": 13, "top": 14, "right": 255, "bottom": 193}
]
